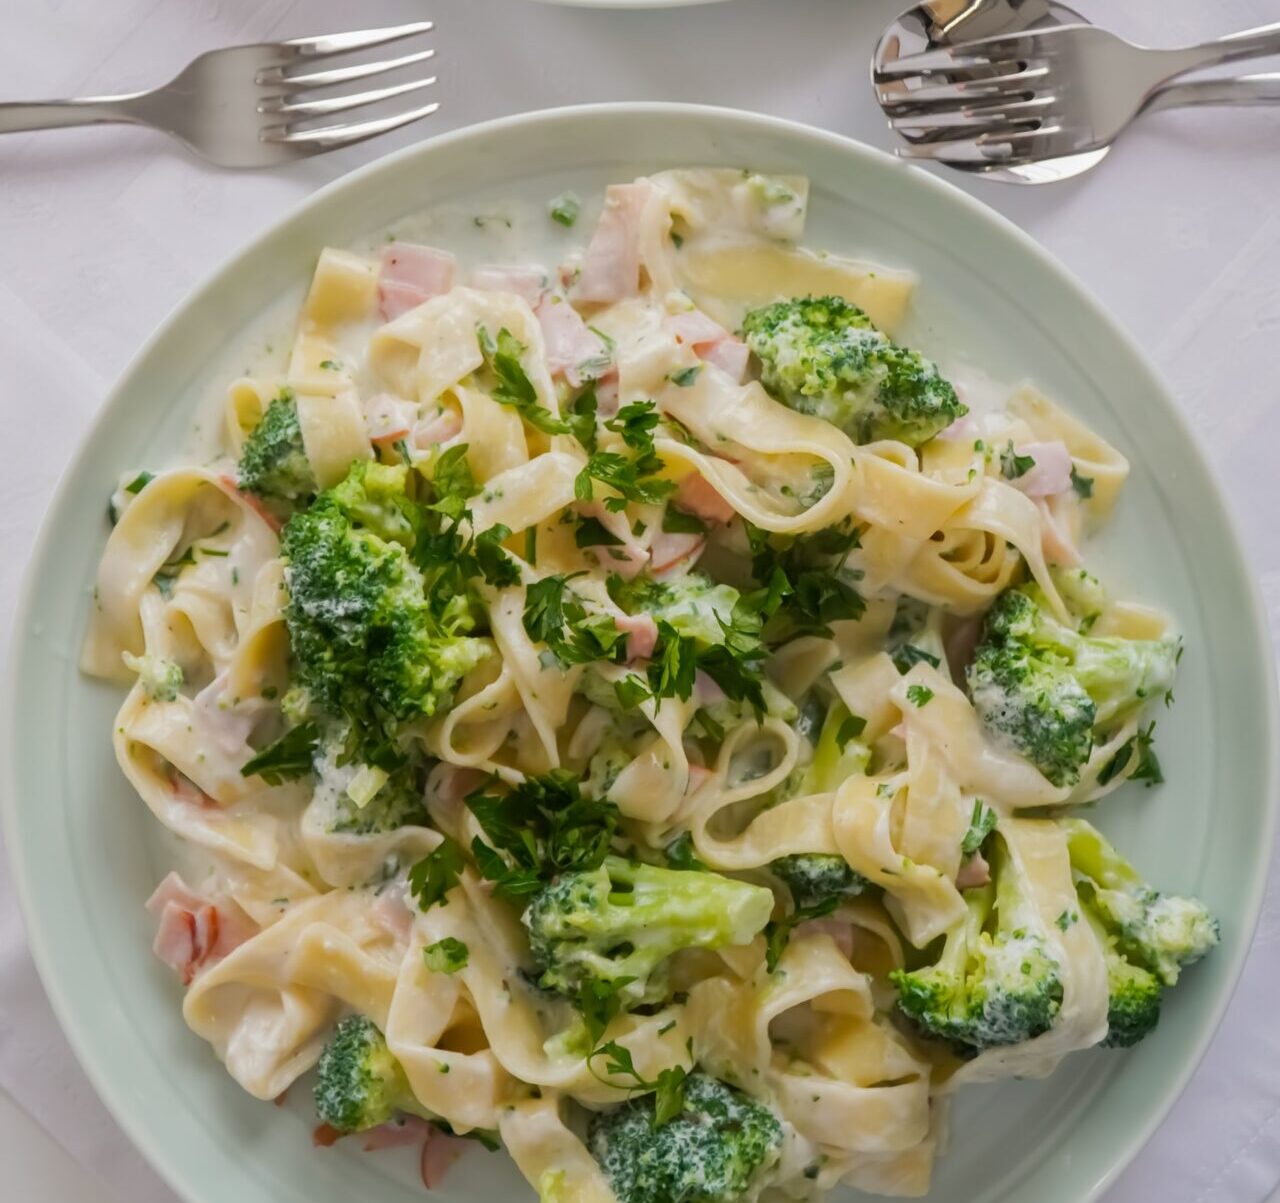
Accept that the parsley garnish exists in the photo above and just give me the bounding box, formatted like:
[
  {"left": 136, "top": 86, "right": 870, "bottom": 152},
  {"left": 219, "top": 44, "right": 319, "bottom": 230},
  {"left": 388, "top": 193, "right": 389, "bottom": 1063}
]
[
  {"left": 613, "top": 674, "right": 650, "bottom": 708},
  {"left": 588, "top": 1040, "right": 688, "bottom": 1126},
  {"left": 1056, "top": 909, "right": 1078, "bottom": 931},
  {"left": 960, "top": 798, "right": 996, "bottom": 858},
  {"left": 125, "top": 471, "right": 154, "bottom": 495},
  {"left": 575, "top": 515, "right": 624, "bottom": 549},
  {"left": 892, "top": 644, "right": 940, "bottom": 673},
  {"left": 549, "top": 192, "right": 581, "bottom": 228},
  {"left": 239, "top": 722, "right": 318, "bottom": 784},
  {"left": 523, "top": 573, "right": 627, "bottom": 665},
  {"left": 1000, "top": 441, "right": 1036, "bottom": 480},
  {"left": 765, "top": 897, "right": 839, "bottom": 972},
  {"left": 465, "top": 771, "right": 618, "bottom": 900},
  {"left": 319, "top": 359, "right": 341, "bottom": 371},
  {"left": 647, "top": 621, "right": 698, "bottom": 701},
  {"left": 836, "top": 713, "right": 867, "bottom": 747},
  {"left": 661, "top": 506, "right": 708, "bottom": 535},
  {"left": 669, "top": 366, "right": 701, "bottom": 388},
  {"left": 1097, "top": 722, "right": 1163, "bottom": 787},
  {"left": 478, "top": 327, "right": 570, "bottom": 435},
  {"left": 906, "top": 684, "right": 934, "bottom": 707},
  {"left": 1071, "top": 466, "right": 1094, "bottom": 498},
  {"left": 565, "top": 385, "right": 599, "bottom": 454},
  {"left": 575, "top": 401, "right": 675, "bottom": 512},
  {"left": 408, "top": 837, "right": 466, "bottom": 911},
  {"left": 664, "top": 832, "right": 705, "bottom": 871},
  {"left": 742, "top": 522, "right": 865, "bottom": 643}
]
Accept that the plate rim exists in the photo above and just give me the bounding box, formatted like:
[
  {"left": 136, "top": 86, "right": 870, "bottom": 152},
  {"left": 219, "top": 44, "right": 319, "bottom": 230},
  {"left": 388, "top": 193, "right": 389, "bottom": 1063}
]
[{"left": 3, "top": 100, "right": 1276, "bottom": 1203}]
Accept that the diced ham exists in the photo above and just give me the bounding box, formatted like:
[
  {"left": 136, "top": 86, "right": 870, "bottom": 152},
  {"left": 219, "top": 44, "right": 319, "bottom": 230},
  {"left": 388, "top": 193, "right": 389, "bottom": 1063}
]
[
  {"left": 471, "top": 265, "right": 547, "bottom": 307},
  {"left": 364, "top": 393, "right": 418, "bottom": 444},
  {"left": 698, "top": 337, "right": 750, "bottom": 383},
  {"left": 674, "top": 473, "right": 735, "bottom": 526},
  {"left": 536, "top": 295, "right": 610, "bottom": 387},
  {"left": 363, "top": 1115, "right": 434, "bottom": 1152},
  {"left": 594, "top": 372, "right": 620, "bottom": 418},
  {"left": 693, "top": 670, "right": 727, "bottom": 708},
  {"left": 412, "top": 408, "right": 463, "bottom": 450},
  {"left": 650, "top": 531, "right": 706, "bottom": 578},
  {"left": 145, "top": 871, "right": 207, "bottom": 916},
  {"left": 372, "top": 886, "right": 415, "bottom": 943},
  {"left": 152, "top": 901, "right": 219, "bottom": 986},
  {"left": 617, "top": 612, "right": 659, "bottom": 662},
  {"left": 936, "top": 414, "right": 978, "bottom": 443},
  {"left": 379, "top": 243, "right": 456, "bottom": 321},
  {"left": 578, "top": 502, "right": 650, "bottom": 580},
  {"left": 574, "top": 183, "right": 652, "bottom": 304},
  {"left": 169, "top": 770, "right": 216, "bottom": 809},
  {"left": 956, "top": 850, "right": 991, "bottom": 890},
  {"left": 1011, "top": 441, "right": 1073, "bottom": 497},
  {"left": 193, "top": 675, "right": 255, "bottom": 757},
  {"left": 663, "top": 310, "right": 749, "bottom": 383},
  {"left": 421, "top": 1127, "right": 471, "bottom": 1189}
]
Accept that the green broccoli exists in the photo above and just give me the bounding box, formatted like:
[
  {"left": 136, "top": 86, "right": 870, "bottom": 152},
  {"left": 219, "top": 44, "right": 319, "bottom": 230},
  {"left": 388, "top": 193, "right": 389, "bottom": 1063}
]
[
  {"left": 890, "top": 835, "right": 1063, "bottom": 1053},
  {"left": 1063, "top": 819, "right": 1218, "bottom": 988},
  {"left": 967, "top": 585, "right": 1179, "bottom": 787},
  {"left": 281, "top": 461, "right": 489, "bottom": 758},
  {"left": 741, "top": 296, "right": 966, "bottom": 447},
  {"left": 314, "top": 1015, "right": 432, "bottom": 1133},
  {"left": 587, "top": 1073, "right": 783, "bottom": 1203},
  {"left": 122, "top": 651, "right": 183, "bottom": 702},
  {"left": 523, "top": 858, "right": 773, "bottom": 1008},
  {"left": 237, "top": 392, "right": 317, "bottom": 504},
  {"left": 1077, "top": 901, "right": 1163, "bottom": 1048},
  {"left": 611, "top": 573, "right": 743, "bottom": 648},
  {"left": 313, "top": 739, "right": 431, "bottom": 835},
  {"left": 770, "top": 853, "right": 868, "bottom": 910}
]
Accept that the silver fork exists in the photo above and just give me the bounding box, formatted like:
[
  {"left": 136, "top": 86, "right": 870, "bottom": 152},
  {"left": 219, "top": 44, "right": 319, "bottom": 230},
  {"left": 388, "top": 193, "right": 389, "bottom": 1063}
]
[
  {"left": 0, "top": 22, "right": 438, "bottom": 168},
  {"left": 874, "top": 20, "right": 1280, "bottom": 168}
]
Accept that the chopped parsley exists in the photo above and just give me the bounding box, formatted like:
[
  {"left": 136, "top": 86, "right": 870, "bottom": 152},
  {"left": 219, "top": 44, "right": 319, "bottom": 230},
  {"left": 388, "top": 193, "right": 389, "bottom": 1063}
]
[
  {"left": 960, "top": 798, "right": 996, "bottom": 858},
  {"left": 1071, "top": 466, "right": 1094, "bottom": 498},
  {"left": 478, "top": 326, "right": 570, "bottom": 435},
  {"left": 407, "top": 837, "right": 466, "bottom": 911},
  {"left": 548, "top": 192, "right": 581, "bottom": 228},
  {"left": 1000, "top": 441, "right": 1036, "bottom": 480},
  {"left": 423, "top": 937, "right": 469, "bottom": 974},
  {"left": 239, "top": 722, "right": 319, "bottom": 784},
  {"left": 906, "top": 684, "right": 934, "bottom": 707}
]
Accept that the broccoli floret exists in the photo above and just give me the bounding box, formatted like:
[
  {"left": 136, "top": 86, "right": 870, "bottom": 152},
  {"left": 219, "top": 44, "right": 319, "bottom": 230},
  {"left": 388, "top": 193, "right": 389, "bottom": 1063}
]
[
  {"left": 1064, "top": 819, "right": 1218, "bottom": 988},
  {"left": 122, "top": 651, "right": 183, "bottom": 702},
  {"left": 891, "top": 835, "right": 1063, "bottom": 1052},
  {"left": 314, "top": 1015, "right": 431, "bottom": 1133},
  {"left": 741, "top": 296, "right": 966, "bottom": 447},
  {"left": 311, "top": 738, "right": 430, "bottom": 835},
  {"left": 611, "top": 573, "right": 744, "bottom": 648},
  {"left": 770, "top": 854, "right": 867, "bottom": 909},
  {"left": 967, "top": 586, "right": 1179, "bottom": 787},
  {"left": 281, "top": 462, "right": 489, "bottom": 752},
  {"left": 587, "top": 1073, "right": 783, "bottom": 1203},
  {"left": 237, "top": 392, "right": 316, "bottom": 504},
  {"left": 523, "top": 858, "right": 773, "bottom": 1008},
  {"left": 1075, "top": 901, "right": 1163, "bottom": 1048}
]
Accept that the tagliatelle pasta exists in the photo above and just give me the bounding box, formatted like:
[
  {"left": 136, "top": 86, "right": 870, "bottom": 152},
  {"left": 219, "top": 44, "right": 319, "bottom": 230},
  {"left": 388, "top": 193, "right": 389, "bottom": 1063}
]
[{"left": 85, "top": 169, "right": 1215, "bottom": 1203}]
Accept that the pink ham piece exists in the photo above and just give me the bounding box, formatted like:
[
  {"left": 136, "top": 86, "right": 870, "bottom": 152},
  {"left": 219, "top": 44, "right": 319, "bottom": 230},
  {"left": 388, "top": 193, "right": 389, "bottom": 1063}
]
[
  {"left": 936, "top": 414, "right": 978, "bottom": 444},
  {"left": 372, "top": 886, "right": 416, "bottom": 943},
  {"left": 412, "top": 407, "right": 463, "bottom": 450},
  {"left": 574, "top": 183, "right": 652, "bottom": 304},
  {"left": 362, "top": 1115, "right": 434, "bottom": 1152},
  {"left": 650, "top": 530, "right": 706, "bottom": 579},
  {"left": 471, "top": 265, "right": 547, "bottom": 307},
  {"left": 578, "top": 502, "right": 650, "bottom": 580},
  {"left": 420, "top": 1128, "right": 471, "bottom": 1189},
  {"left": 364, "top": 394, "right": 418, "bottom": 444},
  {"left": 663, "top": 311, "right": 750, "bottom": 384},
  {"left": 536, "top": 295, "right": 610, "bottom": 387},
  {"left": 593, "top": 372, "right": 620, "bottom": 418},
  {"left": 218, "top": 473, "right": 282, "bottom": 533},
  {"left": 617, "top": 612, "right": 659, "bottom": 662},
  {"left": 673, "top": 473, "right": 735, "bottom": 526},
  {"left": 146, "top": 872, "right": 258, "bottom": 984},
  {"left": 1011, "top": 441, "right": 1073, "bottom": 498},
  {"left": 379, "top": 243, "right": 456, "bottom": 321},
  {"left": 684, "top": 762, "right": 713, "bottom": 797},
  {"left": 956, "top": 850, "right": 991, "bottom": 890}
]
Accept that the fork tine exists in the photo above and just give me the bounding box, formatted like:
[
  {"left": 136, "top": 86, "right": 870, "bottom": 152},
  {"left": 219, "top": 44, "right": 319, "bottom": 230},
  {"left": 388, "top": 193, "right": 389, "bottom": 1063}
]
[
  {"left": 873, "top": 33, "right": 1037, "bottom": 78},
  {"left": 875, "top": 65, "right": 1049, "bottom": 111},
  {"left": 258, "top": 47, "right": 435, "bottom": 89},
  {"left": 260, "top": 76, "right": 437, "bottom": 119},
  {"left": 277, "top": 21, "right": 433, "bottom": 60},
  {"left": 263, "top": 99, "right": 440, "bottom": 149},
  {"left": 890, "top": 96, "right": 1056, "bottom": 139},
  {"left": 895, "top": 126, "right": 1062, "bottom": 164}
]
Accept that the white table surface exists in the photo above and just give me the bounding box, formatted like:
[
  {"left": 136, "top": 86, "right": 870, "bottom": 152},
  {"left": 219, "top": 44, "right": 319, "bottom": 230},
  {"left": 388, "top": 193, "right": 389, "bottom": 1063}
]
[{"left": 3, "top": 1, "right": 1280, "bottom": 1200}]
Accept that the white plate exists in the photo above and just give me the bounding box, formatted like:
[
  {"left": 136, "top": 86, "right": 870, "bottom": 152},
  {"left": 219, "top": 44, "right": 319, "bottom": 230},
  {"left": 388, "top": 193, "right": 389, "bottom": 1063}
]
[{"left": 3, "top": 103, "right": 1275, "bottom": 1203}]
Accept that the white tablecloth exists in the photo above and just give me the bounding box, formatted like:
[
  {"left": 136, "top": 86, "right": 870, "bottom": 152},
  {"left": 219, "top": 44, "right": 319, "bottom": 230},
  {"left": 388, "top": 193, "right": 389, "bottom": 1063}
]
[{"left": 2, "top": 0, "right": 1279, "bottom": 1199}]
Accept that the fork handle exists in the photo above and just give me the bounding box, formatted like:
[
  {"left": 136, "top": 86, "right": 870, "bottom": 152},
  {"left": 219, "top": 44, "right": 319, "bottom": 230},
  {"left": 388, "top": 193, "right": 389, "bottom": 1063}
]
[
  {"left": 0, "top": 93, "right": 148, "bottom": 135},
  {"left": 1145, "top": 73, "right": 1280, "bottom": 115},
  {"left": 1162, "top": 21, "right": 1280, "bottom": 80}
]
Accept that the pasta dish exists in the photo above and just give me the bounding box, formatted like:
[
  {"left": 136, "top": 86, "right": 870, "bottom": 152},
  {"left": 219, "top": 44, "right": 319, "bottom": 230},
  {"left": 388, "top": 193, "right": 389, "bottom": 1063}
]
[{"left": 83, "top": 169, "right": 1219, "bottom": 1201}]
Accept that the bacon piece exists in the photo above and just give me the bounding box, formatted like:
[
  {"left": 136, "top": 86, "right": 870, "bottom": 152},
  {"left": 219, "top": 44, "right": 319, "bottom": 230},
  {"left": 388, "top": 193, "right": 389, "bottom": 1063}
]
[
  {"left": 617, "top": 612, "right": 659, "bottom": 662},
  {"left": 650, "top": 531, "right": 706, "bottom": 578},
  {"left": 379, "top": 244, "right": 456, "bottom": 321},
  {"left": 313, "top": 1124, "right": 344, "bottom": 1148},
  {"left": 574, "top": 183, "right": 652, "bottom": 304},
  {"left": 1012, "top": 440, "right": 1073, "bottom": 498},
  {"left": 471, "top": 265, "right": 547, "bottom": 307},
  {"left": 362, "top": 1116, "right": 433, "bottom": 1152},
  {"left": 420, "top": 1128, "right": 471, "bottom": 1189},
  {"left": 536, "top": 296, "right": 609, "bottom": 387},
  {"left": 673, "top": 473, "right": 735, "bottom": 526}
]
